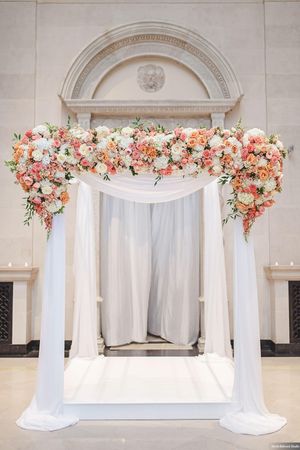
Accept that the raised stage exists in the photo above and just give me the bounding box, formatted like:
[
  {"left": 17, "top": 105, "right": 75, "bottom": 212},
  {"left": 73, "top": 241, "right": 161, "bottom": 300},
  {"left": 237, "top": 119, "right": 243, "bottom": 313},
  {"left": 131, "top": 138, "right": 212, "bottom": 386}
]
[{"left": 63, "top": 354, "right": 235, "bottom": 420}]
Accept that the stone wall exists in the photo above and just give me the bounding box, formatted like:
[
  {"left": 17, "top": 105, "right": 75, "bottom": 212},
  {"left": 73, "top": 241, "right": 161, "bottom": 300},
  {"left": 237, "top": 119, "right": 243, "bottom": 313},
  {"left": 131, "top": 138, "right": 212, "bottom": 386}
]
[{"left": 0, "top": 0, "right": 299, "bottom": 341}]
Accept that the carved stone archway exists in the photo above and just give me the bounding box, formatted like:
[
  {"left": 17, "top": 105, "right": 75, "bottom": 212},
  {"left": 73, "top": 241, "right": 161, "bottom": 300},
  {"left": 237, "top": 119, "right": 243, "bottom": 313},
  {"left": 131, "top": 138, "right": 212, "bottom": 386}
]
[{"left": 60, "top": 21, "right": 243, "bottom": 129}]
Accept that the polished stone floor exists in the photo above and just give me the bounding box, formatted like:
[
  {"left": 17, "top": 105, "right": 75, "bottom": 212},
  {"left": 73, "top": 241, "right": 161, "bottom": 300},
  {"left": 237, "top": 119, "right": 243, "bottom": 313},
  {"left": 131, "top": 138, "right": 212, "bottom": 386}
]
[{"left": 0, "top": 357, "right": 299, "bottom": 450}]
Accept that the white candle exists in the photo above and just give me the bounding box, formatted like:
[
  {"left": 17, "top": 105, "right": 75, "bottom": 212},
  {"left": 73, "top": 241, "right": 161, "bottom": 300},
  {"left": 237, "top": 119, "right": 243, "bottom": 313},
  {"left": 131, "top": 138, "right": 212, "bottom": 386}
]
[
  {"left": 275, "top": 261, "right": 279, "bottom": 266},
  {"left": 24, "top": 262, "right": 28, "bottom": 267},
  {"left": 8, "top": 262, "right": 12, "bottom": 267},
  {"left": 290, "top": 261, "right": 294, "bottom": 266}
]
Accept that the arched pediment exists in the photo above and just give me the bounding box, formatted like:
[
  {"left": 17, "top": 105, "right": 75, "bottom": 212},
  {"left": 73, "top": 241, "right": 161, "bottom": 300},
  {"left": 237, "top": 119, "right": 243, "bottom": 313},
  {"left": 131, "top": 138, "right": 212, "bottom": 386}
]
[{"left": 60, "top": 21, "right": 243, "bottom": 120}]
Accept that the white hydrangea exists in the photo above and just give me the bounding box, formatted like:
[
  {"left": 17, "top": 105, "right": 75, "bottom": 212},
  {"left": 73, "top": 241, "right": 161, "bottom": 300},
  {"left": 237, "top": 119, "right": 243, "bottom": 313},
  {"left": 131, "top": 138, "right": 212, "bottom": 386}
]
[
  {"left": 227, "top": 136, "right": 242, "bottom": 149},
  {"left": 95, "top": 163, "right": 107, "bottom": 175},
  {"left": 69, "top": 127, "right": 89, "bottom": 141},
  {"left": 184, "top": 163, "right": 197, "bottom": 175},
  {"left": 32, "top": 125, "right": 48, "bottom": 136},
  {"left": 95, "top": 126, "right": 110, "bottom": 138},
  {"left": 154, "top": 156, "right": 169, "bottom": 170},
  {"left": 46, "top": 200, "right": 62, "bottom": 213},
  {"left": 257, "top": 158, "right": 268, "bottom": 167},
  {"left": 96, "top": 138, "right": 108, "bottom": 150},
  {"left": 208, "top": 134, "right": 223, "bottom": 148},
  {"left": 34, "top": 138, "right": 51, "bottom": 150},
  {"left": 32, "top": 149, "right": 43, "bottom": 161},
  {"left": 237, "top": 192, "right": 254, "bottom": 205},
  {"left": 194, "top": 145, "right": 204, "bottom": 152},
  {"left": 264, "top": 179, "right": 277, "bottom": 192},
  {"left": 119, "top": 136, "right": 133, "bottom": 149},
  {"left": 42, "top": 155, "right": 50, "bottom": 166},
  {"left": 121, "top": 127, "right": 134, "bottom": 137},
  {"left": 66, "top": 155, "right": 77, "bottom": 165}
]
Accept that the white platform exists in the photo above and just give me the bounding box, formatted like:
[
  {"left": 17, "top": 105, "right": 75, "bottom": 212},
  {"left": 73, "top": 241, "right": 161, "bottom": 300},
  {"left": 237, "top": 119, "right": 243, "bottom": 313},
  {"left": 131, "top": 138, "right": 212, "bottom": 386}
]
[{"left": 64, "top": 355, "right": 236, "bottom": 420}]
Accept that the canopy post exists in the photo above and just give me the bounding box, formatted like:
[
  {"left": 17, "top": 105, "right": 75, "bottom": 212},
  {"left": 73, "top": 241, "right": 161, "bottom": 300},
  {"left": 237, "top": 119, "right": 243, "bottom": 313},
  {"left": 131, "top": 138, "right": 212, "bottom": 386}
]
[{"left": 219, "top": 218, "right": 287, "bottom": 435}]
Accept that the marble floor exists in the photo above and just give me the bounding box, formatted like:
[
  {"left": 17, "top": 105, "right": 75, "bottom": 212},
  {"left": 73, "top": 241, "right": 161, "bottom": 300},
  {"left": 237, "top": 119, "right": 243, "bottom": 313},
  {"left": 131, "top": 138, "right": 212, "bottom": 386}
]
[{"left": 0, "top": 357, "right": 299, "bottom": 450}]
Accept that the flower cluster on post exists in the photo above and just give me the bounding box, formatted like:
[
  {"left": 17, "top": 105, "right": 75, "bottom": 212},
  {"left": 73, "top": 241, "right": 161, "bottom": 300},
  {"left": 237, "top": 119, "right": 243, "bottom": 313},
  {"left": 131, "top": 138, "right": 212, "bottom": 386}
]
[{"left": 6, "top": 122, "right": 285, "bottom": 236}]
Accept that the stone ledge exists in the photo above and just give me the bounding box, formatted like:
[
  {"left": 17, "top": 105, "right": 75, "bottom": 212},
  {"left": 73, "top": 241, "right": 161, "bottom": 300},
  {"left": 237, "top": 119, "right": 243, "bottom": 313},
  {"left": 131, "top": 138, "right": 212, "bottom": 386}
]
[
  {"left": 0, "top": 267, "right": 38, "bottom": 282},
  {"left": 264, "top": 265, "right": 300, "bottom": 281}
]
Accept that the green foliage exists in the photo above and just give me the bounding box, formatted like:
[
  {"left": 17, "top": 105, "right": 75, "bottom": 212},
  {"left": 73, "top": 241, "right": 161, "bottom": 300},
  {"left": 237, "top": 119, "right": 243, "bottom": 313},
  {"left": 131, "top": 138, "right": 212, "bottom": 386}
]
[
  {"left": 23, "top": 198, "right": 35, "bottom": 227},
  {"left": 5, "top": 160, "right": 17, "bottom": 173}
]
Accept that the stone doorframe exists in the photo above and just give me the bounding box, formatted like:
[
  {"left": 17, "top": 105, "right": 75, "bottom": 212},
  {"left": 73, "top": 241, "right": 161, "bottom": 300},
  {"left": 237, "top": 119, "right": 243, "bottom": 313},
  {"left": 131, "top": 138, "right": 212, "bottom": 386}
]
[{"left": 59, "top": 21, "right": 243, "bottom": 129}]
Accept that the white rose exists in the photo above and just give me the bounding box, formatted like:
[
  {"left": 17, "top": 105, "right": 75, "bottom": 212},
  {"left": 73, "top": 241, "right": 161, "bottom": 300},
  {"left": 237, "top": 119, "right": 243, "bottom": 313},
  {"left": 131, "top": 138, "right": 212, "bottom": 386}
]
[
  {"left": 154, "top": 156, "right": 169, "bottom": 170},
  {"left": 171, "top": 143, "right": 184, "bottom": 161},
  {"left": 46, "top": 200, "right": 62, "bottom": 213},
  {"left": 32, "top": 149, "right": 43, "bottom": 161},
  {"left": 194, "top": 145, "right": 204, "bottom": 152},
  {"left": 212, "top": 165, "right": 222, "bottom": 175},
  {"left": 57, "top": 154, "right": 67, "bottom": 164},
  {"left": 79, "top": 144, "right": 89, "bottom": 156},
  {"left": 32, "top": 125, "right": 48, "bottom": 135},
  {"left": 237, "top": 192, "right": 254, "bottom": 205},
  {"left": 264, "top": 179, "right": 277, "bottom": 192},
  {"left": 121, "top": 127, "right": 134, "bottom": 137},
  {"left": 41, "top": 185, "right": 53, "bottom": 195},
  {"left": 95, "top": 163, "right": 108, "bottom": 175},
  {"left": 95, "top": 126, "right": 110, "bottom": 138},
  {"left": 122, "top": 155, "right": 132, "bottom": 167},
  {"left": 208, "top": 135, "right": 223, "bottom": 148},
  {"left": 258, "top": 158, "right": 268, "bottom": 167}
]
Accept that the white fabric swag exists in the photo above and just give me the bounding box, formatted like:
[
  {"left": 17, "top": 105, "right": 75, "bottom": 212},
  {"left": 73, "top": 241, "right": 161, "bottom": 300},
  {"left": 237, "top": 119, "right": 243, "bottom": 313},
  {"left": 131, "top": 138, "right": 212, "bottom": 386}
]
[{"left": 16, "top": 173, "right": 286, "bottom": 435}]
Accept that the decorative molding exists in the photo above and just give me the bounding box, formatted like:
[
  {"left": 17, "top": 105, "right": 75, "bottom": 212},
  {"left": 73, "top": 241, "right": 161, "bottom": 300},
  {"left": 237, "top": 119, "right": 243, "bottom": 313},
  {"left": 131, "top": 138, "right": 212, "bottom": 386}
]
[
  {"left": 264, "top": 265, "right": 300, "bottom": 281},
  {"left": 137, "top": 64, "right": 165, "bottom": 93},
  {"left": 60, "top": 21, "right": 243, "bottom": 119},
  {"left": 64, "top": 99, "right": 240, "bottom": 118},
  {"left": 0, "top": 267, "right": 38, "bottom": 283}
]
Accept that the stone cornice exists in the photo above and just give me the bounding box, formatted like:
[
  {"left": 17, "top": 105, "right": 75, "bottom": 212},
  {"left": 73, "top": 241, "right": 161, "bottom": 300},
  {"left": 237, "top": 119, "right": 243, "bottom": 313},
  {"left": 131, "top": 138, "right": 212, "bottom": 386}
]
[
  {"left": 62, "top": 98, "right": 241, "bottom": 117},
  {"left": 265, "top": 265, "right": 300, "bottom": 281},
  {"left": 0, "top": 267, "right": 38, "bottom": 282}
]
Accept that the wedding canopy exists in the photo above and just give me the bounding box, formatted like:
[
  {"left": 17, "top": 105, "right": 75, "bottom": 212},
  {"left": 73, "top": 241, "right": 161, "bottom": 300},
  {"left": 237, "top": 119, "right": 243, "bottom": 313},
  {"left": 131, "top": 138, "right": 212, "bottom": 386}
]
[{"left": 6, "top": 122, "right": 287, "bottom": 435}]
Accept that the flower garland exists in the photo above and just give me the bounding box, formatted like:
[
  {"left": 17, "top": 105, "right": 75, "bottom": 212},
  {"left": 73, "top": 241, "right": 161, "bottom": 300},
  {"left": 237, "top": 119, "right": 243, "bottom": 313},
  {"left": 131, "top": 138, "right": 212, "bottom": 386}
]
[{"left": 6, "top": 122, "right": 286, "bottom": 236}]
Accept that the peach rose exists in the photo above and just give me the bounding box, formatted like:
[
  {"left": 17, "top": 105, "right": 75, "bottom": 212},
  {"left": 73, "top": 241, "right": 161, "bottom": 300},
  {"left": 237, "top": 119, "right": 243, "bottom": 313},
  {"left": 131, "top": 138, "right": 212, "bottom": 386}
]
[{"left": 60, "top": 191, "right": 70, "bottom": 205}]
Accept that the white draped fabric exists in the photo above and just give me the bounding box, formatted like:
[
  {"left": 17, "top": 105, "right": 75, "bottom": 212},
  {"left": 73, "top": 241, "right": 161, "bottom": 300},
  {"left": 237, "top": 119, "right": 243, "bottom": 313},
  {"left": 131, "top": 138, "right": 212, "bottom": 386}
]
[
  {"left": 17, "top": 173, "right": 287, "bottom": 435},
  {"left": 219, "top": 219, "right": 287, "bottom": 435},
  {"left": 203, "top": 181, "right": 232, "bottom": 358},
  {"left": 100, "top": 195, "right": 152, "bottom": 346},
  {"left": 17, "top": 215, "right": 78, "bottom": 431},
  {"left": 148, "top": 192, "right": 200, "bottom": 345},
  {"left": 77, "top": 172, "right": 213, "bottom": 203},
  {"left": 69, "top": 181, "right": 98, "bottom": 358}
]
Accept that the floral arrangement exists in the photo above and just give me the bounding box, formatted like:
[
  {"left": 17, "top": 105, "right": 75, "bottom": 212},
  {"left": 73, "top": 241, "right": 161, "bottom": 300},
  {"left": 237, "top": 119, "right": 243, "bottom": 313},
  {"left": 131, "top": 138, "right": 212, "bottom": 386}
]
[{"left": 6, "top": 121, "right": 286, "bottom": 236}]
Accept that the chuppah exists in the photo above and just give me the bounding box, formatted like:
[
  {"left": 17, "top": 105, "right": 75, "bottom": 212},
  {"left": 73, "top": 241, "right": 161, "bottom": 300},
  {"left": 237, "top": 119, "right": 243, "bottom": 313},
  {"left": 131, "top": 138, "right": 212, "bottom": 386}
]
[{"left": 6, "top": 121, "right": 287, "bottom": 435}]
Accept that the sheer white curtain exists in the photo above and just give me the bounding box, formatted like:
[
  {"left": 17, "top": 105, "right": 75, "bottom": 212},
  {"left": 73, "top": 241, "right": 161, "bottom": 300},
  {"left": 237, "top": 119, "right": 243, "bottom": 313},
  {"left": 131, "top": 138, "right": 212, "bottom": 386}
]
[
  {"left": 219, "top": 218, "right": 286, "bottom": 435},
  {"left": 100, "top": 194, "right": 152, "bottom": 346},
  {"left": 69, "top": 181, "right": 98, "bottom": 358},
  {"left": 17, "top": 215, "right": 78, "bottom": 431},
  {"left": 148, "top": 192, "right": 200, "bottom": 345},
  {"left": 203, "top": 180, "right": 232, "bottom": 358}
]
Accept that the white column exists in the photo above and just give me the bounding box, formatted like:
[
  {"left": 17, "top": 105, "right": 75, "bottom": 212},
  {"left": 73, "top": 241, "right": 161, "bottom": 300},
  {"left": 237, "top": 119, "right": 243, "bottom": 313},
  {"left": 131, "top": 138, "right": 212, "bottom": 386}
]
[
  {"left": 76, "top": 113, "right": 91, "bottom": 129},
  {"left": 211, "top": 112, "right": 225, "bottom": 128},
  {"left": 97, "top": 296, "right": 105, "bottom": 353}
]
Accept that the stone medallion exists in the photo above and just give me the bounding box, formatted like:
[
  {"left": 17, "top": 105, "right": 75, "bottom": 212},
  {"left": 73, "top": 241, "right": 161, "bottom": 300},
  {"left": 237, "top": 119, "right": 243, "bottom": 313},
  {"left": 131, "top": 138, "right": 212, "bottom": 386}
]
[{"left": 137, "top": 64, "right": 165, "bottom": 93}]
